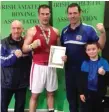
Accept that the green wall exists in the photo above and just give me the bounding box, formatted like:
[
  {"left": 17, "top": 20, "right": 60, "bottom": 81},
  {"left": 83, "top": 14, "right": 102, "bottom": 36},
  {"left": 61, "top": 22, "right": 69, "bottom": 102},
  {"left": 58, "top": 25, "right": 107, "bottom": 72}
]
[{"left": 1, "top": 1, "right": 105, "bottom": 111}]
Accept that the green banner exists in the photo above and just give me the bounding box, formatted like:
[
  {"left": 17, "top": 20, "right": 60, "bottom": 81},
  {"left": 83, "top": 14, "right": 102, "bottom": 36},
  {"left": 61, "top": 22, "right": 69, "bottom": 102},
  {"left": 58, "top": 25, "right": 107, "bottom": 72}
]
[
  {"left": 1, "top": 1, "right": 105, "bottom": 111},
  {"left": 1, "top": 1, "right": 48, "bottom": 39},
  {"left": 52, "top": 1, "right": 105, "bottom": 33}
]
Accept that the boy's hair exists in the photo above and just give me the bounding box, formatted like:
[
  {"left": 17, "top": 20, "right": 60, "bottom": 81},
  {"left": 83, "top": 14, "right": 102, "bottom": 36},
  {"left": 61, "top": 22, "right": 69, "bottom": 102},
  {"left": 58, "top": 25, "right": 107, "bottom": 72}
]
[
  {"left": 85, "top": 41, "right": 101, "bottom": 49},
  {"left": 67, "top": 3, "right": 81, "bottom": 13},
  {"left": 38, "top": 4, "right": 51, "bottom": 13}
]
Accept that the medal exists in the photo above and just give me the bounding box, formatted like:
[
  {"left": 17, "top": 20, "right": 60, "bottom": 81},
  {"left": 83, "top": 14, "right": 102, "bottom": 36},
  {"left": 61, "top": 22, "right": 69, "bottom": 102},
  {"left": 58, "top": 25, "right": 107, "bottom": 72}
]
[{"left": 39, "top": 25, "right": 51, "bottom": 44}]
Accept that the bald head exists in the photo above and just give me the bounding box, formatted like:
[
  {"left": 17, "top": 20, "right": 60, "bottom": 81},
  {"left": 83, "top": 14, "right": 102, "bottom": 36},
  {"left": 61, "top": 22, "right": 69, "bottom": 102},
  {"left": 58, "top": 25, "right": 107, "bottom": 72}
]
[
  {"left": 11, "top": 20, "right": 23, "bottom": 41},
  {"left": 11, "top": 20, "right": 23, "bottom": 28}
]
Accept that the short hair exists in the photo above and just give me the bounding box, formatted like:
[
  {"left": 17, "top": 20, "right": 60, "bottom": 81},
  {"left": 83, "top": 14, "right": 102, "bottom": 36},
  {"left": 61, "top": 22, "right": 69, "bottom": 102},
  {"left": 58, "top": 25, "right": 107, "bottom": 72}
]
[
  {"left": 67, "top": 3, "right": 81, "bottom": 13},
  {"left": 38, "top": 4, "right": 51, "bottom": 13},
  {"left": 11, "top": 20, "right": 23, "bottom": 28},
  {"left": 85, "top": 41, "right": 101, "bottom": 49}
]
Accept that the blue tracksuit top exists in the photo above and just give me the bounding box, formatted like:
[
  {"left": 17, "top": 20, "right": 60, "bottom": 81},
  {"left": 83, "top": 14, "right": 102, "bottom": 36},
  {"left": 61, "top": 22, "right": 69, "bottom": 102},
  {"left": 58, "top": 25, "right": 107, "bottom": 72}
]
[
  {"left": 0, "top": 35, "right": 32, "bottom": 89},
  {"left": 61, "top": 23, "right": 99, "bottom": 71},
  {"left": 81, "top": 58, "right": 109, "bottom": 91}
]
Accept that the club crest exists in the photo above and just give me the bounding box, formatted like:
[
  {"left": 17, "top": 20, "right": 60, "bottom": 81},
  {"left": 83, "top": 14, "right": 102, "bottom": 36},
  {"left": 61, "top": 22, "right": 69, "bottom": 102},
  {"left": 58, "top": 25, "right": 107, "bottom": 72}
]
[{"left": 76, "top": 35, "right": 82, "bottom": 41}]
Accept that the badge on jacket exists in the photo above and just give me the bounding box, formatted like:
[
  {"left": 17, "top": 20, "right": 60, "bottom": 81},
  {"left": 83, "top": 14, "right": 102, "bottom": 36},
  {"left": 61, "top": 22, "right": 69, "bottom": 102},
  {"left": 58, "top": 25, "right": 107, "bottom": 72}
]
[{"left": 76, "top": 35, "right": 82, "bottom": 41}]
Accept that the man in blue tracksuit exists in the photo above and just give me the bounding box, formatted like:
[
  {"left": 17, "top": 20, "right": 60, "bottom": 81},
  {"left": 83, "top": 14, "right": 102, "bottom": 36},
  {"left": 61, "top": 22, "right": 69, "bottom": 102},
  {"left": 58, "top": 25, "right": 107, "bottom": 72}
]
[
  {"left": 0, "top": 20, "right": 32, "bottom": 112},
  {"left": 61, "top": 3, "right": 106, "bottom": 112}
]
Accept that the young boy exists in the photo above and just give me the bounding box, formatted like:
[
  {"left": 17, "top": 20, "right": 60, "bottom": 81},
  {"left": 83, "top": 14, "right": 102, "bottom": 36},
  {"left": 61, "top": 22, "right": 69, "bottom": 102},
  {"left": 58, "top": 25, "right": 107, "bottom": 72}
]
[{"left": 79, "top": 41, "right": 109, "bottom": 112}]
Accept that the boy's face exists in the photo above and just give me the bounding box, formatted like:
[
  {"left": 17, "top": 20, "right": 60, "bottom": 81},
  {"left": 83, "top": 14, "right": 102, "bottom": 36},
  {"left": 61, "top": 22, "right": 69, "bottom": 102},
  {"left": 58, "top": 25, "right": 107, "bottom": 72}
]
[{"left": 86, "top": 44, "right": 99, "bottom": 59}]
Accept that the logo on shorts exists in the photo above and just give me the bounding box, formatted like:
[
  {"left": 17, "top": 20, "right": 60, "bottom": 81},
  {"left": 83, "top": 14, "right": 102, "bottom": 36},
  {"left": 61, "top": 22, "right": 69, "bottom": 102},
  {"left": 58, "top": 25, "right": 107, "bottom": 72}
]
[{"left": 76, "top": 35, "right": 82, "bottom": 41}]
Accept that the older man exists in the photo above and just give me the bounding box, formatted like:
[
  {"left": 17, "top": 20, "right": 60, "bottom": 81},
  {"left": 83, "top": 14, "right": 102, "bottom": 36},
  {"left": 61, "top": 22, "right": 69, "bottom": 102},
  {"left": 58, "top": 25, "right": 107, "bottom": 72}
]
[{"left": 0, "top": 20, "right": 32, "bottom": 112}]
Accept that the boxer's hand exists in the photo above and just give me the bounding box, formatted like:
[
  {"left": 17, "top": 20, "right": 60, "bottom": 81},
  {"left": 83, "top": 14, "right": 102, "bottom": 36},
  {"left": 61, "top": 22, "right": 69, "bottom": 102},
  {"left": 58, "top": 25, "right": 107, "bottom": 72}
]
[{"left": 29, "top": 39, "right": 41, "bottom": 50}]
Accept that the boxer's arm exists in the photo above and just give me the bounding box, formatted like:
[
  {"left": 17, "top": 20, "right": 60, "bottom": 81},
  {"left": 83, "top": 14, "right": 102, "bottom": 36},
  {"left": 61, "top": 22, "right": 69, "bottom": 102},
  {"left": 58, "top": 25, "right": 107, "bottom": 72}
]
[{"left": 22, "top": 27, "right": 36, "bottom": 53}]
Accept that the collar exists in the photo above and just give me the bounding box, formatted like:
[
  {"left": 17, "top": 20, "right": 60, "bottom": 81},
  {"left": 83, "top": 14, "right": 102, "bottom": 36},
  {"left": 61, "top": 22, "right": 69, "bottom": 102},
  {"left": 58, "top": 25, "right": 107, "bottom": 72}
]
[
  {"left": 67, "top": 22, "right": 82, "bottom": 32},
  {"left": 70, "top": 21, "right": 81, "bottom": 30},
  {"left": 8, "top": 34, "right": 24, "bottom": 47},
  {"left": 87, "top": 55, "right": 101, "bottom": 62}
]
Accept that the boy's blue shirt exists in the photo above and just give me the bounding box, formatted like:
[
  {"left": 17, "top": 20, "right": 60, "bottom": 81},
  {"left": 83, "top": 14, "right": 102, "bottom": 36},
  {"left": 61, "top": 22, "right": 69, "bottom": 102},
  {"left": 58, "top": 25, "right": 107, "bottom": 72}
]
[{"left": 81, "top": 57, "right": 109, "bottom": 91}]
